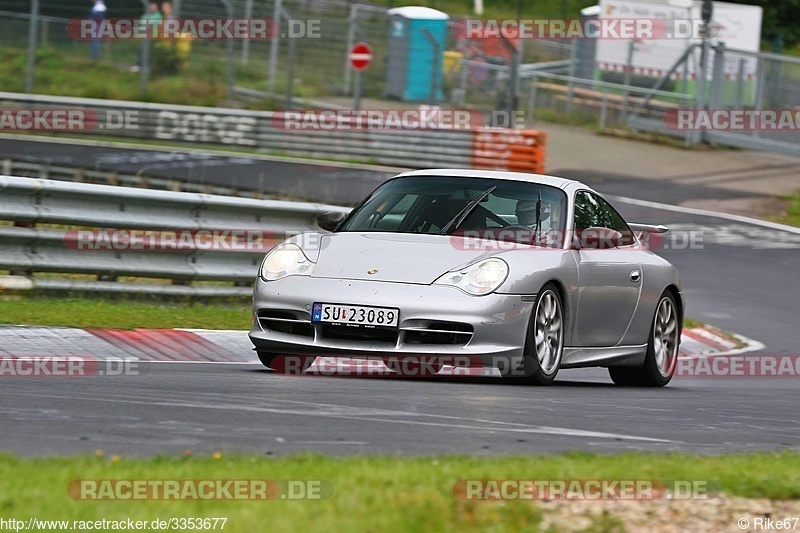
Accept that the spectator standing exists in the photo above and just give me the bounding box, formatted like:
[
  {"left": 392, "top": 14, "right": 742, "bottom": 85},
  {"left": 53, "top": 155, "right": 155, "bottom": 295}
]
[
  {"left": 161, "top": 2, "right": 175, "bottom": 20},
  {"left": 141, "top": 2, "right": 163, "bottom": 37},
  {"left": 89, "top": 0, "right": 107, "bottom": 61}
]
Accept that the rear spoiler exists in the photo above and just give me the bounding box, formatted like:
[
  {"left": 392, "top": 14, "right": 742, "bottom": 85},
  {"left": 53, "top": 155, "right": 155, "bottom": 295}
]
[
  {"left": 628, "top": 223, "right": 669, "bottom": 234},
  {"left": 629, "top": 223, "right": 668, "bottom": 247}
]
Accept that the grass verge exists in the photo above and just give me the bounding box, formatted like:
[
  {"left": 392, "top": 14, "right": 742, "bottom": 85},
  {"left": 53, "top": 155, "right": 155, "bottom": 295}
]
[
  {"left": 771, "top": 193, "right": 800, "bottom": 228},
  {"left": 0, "top": 452, "right": 798, "bottom": 532},
  {"left": 0, "top": 296, "right": 251, "bottom": 330}
]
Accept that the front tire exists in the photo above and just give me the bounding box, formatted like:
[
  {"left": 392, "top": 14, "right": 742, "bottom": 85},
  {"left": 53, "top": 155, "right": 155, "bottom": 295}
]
[
  {"left": 501, "top": 283, "right": 564, "bottom": 385},
  {"left": 609, "top": 291, "right": 679, "bottom": 387},
  {"left": 257, "top": 352, "right": 316, "bottom": 374}
]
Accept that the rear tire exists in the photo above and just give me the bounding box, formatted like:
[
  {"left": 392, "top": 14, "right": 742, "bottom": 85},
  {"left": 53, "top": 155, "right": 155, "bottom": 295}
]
[
  {"left": 501, "top": 283, "right": 564, "bottom": 386},
  {"left": 257, "top": 352, "right": 316, "bottom": 374},
  {"left": 609, "top": 291, "right": 679, "bottom": 387}
]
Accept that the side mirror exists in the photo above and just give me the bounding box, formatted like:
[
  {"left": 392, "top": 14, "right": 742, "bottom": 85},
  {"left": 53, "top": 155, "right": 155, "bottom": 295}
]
[
  {"left": 317, "top": 211, "right": 346, "bottom": 232},
  {"left": 576, "top": 227, "right": 624, "bottom": 250}
]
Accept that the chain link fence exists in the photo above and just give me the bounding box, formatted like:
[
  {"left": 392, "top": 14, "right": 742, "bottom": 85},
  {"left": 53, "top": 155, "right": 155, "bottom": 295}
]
[
  {"left": 712, "top": 46, "right": 800, "bottom": 148},
  {"left": 3, "top": 1, "right": 572, "bottom": 110},
  {"left": 2, "top": 1, "right": 800, "bottom": 155}
]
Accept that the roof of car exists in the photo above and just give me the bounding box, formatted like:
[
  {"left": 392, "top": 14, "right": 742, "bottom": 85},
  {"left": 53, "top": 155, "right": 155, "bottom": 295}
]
[{"left": 395, "top": 169, "right": 591, "bottom": 191}]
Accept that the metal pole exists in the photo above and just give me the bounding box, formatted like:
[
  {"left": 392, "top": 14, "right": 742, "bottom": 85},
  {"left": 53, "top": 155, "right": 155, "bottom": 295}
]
[
  {"left": 695, "top": 0, "right": 713, "bottom": 145},
  {"left": 511, "top": 44, "right": 520, "bottom": 115},
  {"left": 226, "top": 34, "right": 234, "bottom": 100},
  {"left": 286, "top": 34, "right": 296, "bottom": 108},
  {"left": 696, "top": 39, "right": 710, "bottom": 144},
  {"left": 26, "top": 0, "right": 40, "bottom": 93},
  {"left": 735, "top": 57, "right": 746, "bottom": 106},
  {"left": 528, "top": 74, "right": 538, "bottom": 123},
  {"left": 139, "top": 0, "right": 150, "bottom": 95},
  {"left": 753, "top": 56, "right": 765, "bottom": 111},
  {"left": 499, "top": 36, "right": 520, "bottom": 121},
  {"left": 709, "top": 42, "right": 725, "bottom": 109},
  {"left": 600, "top": 90, "right": 608, "bottom": 130},
  {"left": 267, "top": 0, "right": 282, "bottom": 93},
  {"left": 621, "top": 40, "right": 635, "bottom": 122},
  {"left": 752, "top": 56, "right": 765, "bottom": 140},
  {"left": 141, "top": 39, "right": 150, "bottom": 95},
  {"left": 221, "top": 0, "right": 235, "bottom": 100},
  {"left": 460, "top": 59, "right": 468, "bottom": 101},
  {"left": 681, "top": 5, "right": 691, "bottom": 95},
  {"left": 511, "top": 47, "right": 520, "bottom": 119},
  {"left": 566, "top": 37, "right": 577, "bottom": 113},
  {"left": 343, "top": 4, "right": 357, "bottom": 94},
  {"left": 354, "top": 71, "right": 363, "bottom": 111},
  {"left": 242, "top": 0, "right": 253, "bottom": 64}
]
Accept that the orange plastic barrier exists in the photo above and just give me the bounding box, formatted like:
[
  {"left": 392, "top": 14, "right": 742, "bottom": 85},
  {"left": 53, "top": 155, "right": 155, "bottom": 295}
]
[{"left": 471, "top": 129, "right": 546, "bottom": 174}]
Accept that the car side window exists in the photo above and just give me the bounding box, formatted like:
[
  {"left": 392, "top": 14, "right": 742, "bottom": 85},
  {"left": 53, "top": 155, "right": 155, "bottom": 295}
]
[
  {"left": 574, "top": 191, "right": 635, "bottom": 245},
  {"left": 573, "top": 191, "right": 597, "bottom": 232}
]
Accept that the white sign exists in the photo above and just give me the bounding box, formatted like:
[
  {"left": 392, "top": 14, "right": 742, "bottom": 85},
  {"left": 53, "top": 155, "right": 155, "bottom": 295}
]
[{"left": 595, "top": 0, "right": 763, "bottom": 79}]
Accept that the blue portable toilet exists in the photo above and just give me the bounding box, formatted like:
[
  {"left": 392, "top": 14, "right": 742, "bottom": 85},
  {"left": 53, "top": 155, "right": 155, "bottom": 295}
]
[{"left": 385, "top": 6, "right": 449, "bottom": 102}]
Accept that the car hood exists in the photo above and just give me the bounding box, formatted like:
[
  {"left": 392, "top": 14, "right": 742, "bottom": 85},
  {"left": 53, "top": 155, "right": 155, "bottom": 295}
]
[{"left": 308, "top": 232, "right": 495, "bottom": 284}]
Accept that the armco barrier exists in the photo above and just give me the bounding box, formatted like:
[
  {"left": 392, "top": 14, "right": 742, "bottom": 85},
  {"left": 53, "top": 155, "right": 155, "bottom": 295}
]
[
  {"left": 0, "top": 92, "right": 546, "bottom": 172},
  {"left": 0, "top": 175, "right": 349, "bottom": 296}
]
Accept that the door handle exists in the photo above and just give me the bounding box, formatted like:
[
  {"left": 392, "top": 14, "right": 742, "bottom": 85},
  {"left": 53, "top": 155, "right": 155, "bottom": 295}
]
[{"left": 630, "top": 269, "right": 641, "bottom": 283}]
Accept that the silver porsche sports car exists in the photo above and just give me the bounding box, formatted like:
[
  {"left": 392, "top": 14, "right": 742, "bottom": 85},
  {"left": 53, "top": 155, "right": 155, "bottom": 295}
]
[{"left": 249, "top": 169, "right": 683, "bottom": 386}]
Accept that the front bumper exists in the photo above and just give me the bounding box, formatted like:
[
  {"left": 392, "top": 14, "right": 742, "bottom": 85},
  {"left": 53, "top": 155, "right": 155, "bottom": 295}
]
[{"left": 249, "top": 276, "right": 533, "bottom": 365}]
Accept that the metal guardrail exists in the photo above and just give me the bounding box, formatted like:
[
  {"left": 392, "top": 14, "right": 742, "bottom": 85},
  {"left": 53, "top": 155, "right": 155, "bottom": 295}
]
[
  {"left": 0, "top": 92, "right": 479, "bottom": 169},
  {"left": 0, "top": 91, "right": 548, "bottom": 173},
  {"left": 1, "top": 159, "right": 267, "bottom": 199},
  {"left": 0, "top": 175, "right": 349, "bottom": 296}
]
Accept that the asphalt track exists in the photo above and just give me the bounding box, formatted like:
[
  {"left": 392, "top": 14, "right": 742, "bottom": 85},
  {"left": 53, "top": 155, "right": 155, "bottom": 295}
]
[
  {"left": 1, "top": 137, "right": 799, "bottom": 456},
  {"left": 0, "top": 137, "right": 390, "bottom": 204}
]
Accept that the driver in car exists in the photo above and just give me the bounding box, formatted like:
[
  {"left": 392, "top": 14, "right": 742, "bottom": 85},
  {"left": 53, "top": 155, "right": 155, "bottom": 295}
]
[{"left": 515, "top": 199, "right": 558, "bottom": 246}]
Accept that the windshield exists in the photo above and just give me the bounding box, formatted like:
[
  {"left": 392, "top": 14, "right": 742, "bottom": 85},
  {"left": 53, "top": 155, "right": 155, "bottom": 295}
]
[{"left": 339, "top": 176, "right": 569, "bottom": 246}]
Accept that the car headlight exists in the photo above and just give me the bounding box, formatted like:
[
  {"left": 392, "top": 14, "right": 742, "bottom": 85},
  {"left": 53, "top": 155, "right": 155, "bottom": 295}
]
[
  {"left": 260, "top": 243, "right": 314, "bottom": 281},
  {"left": 433, "top": 258, "right": 509, "bottom": 296}
]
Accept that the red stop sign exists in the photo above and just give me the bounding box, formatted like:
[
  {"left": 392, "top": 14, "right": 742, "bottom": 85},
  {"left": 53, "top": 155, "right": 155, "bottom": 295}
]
[{"left": 349, "top": 42, "right": 372, "bottom": 72}]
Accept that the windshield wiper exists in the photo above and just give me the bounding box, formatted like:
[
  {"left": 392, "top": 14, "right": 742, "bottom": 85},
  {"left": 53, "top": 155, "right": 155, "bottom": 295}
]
[{"left": 439, "top": 186, "right": 497, "bottom": 235}]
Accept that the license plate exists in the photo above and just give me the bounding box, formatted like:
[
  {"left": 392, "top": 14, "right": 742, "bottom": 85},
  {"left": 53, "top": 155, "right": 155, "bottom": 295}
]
[{"left": 312, "top": 303, "right": 399, "bottom": 328}]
